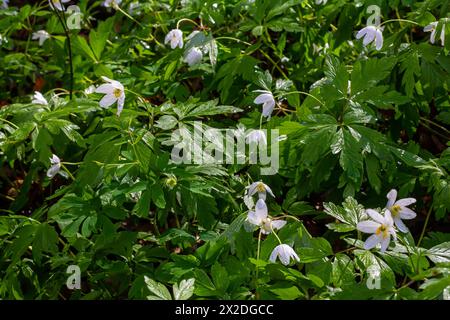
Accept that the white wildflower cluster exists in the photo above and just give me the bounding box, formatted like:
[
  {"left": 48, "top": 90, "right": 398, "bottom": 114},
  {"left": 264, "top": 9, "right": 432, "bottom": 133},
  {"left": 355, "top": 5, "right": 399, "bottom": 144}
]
[
  {"left": 357, "top": 189, "right": 417, "bottom": 253},
  {"left": 356, "top": 16, "right": 447, "bottom": 51},
  {"left": 243, "top": 181, "right": 300, "bottom": 266},
  {"left": 164, "top": 26, "right": 213, "bottom": 67}
]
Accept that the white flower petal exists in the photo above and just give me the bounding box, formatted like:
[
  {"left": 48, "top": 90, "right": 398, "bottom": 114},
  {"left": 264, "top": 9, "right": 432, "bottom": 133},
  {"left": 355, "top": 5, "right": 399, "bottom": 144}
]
[
  {"left": 46, "top": 164, "right": 60, "bottom": 178},
  {"left": 356, "top": 220, "right": 380, "bottom": 234},
  {"left": 375, "top": 29, "right": 383, "bottom": 50},
  {"left": 247, "top": 210, "right": 261, "bottom": 226},
  {"left": 386, "top": 189, "right": 397, "bottom": 208},
  {"left": 356, "top": 27, "right": 369, "bottom": 40},
  {"left": 254, "top": 198, "right": 268, "bottom": 221},
  {"left": 394, "top": 217, "right": 408, "bottom": 233},
  {"left": 380, "top": 234, "right": 391, "bottom": 252},
  {"left": 262, "top": 100, "right": 275, "bottom": 118},
  {"left": 247, "top": 182, "right": 259, "bottom": 197},
  {"left": 366, "top": 209, "right": 385, "bottom": 224},
  {"left": 99, "top": 94, "right": 117, "bottom": 108},
  {"left": 265, "top": 185, "right": 275, "bottom": 198},
  {"left": 271, "top": 220, "right": 286, "bottom": 230},
  {"left": 257, "top": 191, "right": 267, "bottom": 201},
  {"left": 117, "top": 95, "right": 125, "bottom": 116},
  {"left": 399, "top": 207, "right": 416, "bottom": 220},
  {"left": 364, "top": 234, "right": 382, "bottom": 250},
  {"left": 395, "top": 198, "right": 416, "bottom": 207},
  {"left": 95, "top": 83, "right": 114, "bottom": 94},
  {"left": 254, "top": 93, "right": 273, "bottom": 105}
]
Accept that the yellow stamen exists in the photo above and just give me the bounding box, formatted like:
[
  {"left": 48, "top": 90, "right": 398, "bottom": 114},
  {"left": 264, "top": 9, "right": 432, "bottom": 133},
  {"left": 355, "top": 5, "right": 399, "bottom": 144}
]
[
  {"left": 113, "top": 88, "right": 122, "bottom": 98},
  {"left": 376, "top": 225, "right": 389, "bottom": 238},
  {"left": 261, "top": 217, "right": 272, "bottom": 232},
  {"left": 390, "top": 204, "right": 401, "bottom": 217},
  {"left": 256, "top": 182, "right": 266, "bottom": 193}
]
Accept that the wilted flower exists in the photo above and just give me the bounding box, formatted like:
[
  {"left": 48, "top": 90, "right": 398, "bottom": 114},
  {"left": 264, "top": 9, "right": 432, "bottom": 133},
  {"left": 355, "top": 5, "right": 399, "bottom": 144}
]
[
  {"left": 95, "top": 76, "right": 125, "bottom": 116},
  {"left": 32, "top": 30, "right": 50, "bottom": 46},
  {"left": 356, "top": 25, "right": 384, "bottom": 51},
  {"left": 247, "top": 199, "right": 286, "bottom": 234},
  {"left": 32, "top": 91, "right": 48, "bottom": 105},
  {"left": 46, "top": 154, "right": 68, "bottom": 179},
  {"left": 269, "top": 244, "right": 300, "bottom": 266},
  {"left": 165, "top": 29, "right": 183, "bottom": 49},
  {"left": 247, "top": 181, "right": 275, "bottom": 200},
  {"left": 184, "top": 47, "right": 203, "bottom": 66},
  {"left": 246, "top": 130, "right": 267, "bottom": 145},
  {"left": 103, "top": 0, "right": 122, "bottom": 8},
  {"left": 254, "top": 90, "right": 276, "bottom": 118},
  {"left": 424, "top": 21, "right": 446, "bottom": 46},
  {"left": 48, "top": 0, "right": 70, "bottom": 11},
  {"left": 385, "top": 189, "right": 416, "bottom": 233},
  {"left": 357, "top": 209, "right": 396, "bottom": 252}
]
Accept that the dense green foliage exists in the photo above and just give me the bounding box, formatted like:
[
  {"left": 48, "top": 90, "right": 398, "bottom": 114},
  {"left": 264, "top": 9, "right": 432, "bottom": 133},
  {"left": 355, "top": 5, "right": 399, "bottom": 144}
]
[{"left": 0, "top": 0, "right": 449, "bottom": 300}]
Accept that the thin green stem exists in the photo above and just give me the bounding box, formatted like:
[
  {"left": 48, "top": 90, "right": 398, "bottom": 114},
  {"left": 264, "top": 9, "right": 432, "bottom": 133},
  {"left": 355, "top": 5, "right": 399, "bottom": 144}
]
[
  {"left": 398, "top": 235, "right": 418, "bottom": 276},
  {"left": 0, "top": 117, "right": 19, "bottom": 129},
  {"left": 60, "top": 163, "right": 75, "bottom": 181},
  {"left": 420, "top": 117, "right": 450, "bottom": 135},
  {"left": 255, "top": 230, "right": 262, "bottom": 300},
  {"left": 380, "top": 19, "right": 419, "bottom": 27},
  {"left": 276, "top": 90, "right": 325, "bottom": 107},
  {"left": 272, "top": 230, "right": 283, "bottom": 245},
  {"left": 115, "top": 5, "right": 144, "bottom": 28},
  {"left": 54, "top": 9, "right": 74, "bottom": 99},
  {"left": 176, "top": 18, "right": 200, "bottom": 29},
  {"left": 215, "top": 36, "right": 252, "bottom": 46},
  {"left": 417, "top": 205, "right": 433, "bottom": 247}
]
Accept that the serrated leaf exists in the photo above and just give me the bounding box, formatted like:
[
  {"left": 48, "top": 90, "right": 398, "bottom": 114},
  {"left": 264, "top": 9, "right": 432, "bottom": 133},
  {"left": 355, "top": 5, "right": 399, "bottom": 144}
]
[
  {"left": 144, "top": 276, "right": 172, "bottom": 300},
  {"left": 173, "top": 278, "right": 195, "bottom": 300}
]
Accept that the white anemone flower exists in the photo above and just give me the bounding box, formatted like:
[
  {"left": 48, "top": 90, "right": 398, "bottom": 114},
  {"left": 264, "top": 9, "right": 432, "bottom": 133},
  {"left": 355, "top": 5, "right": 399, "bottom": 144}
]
[
  {"left": 32, "top": 91, "right": 48, "bottom": 105},
  {"left": 46, "top": 154, "right": 68, "bottom": 179},
  {"left": 184, "top": 47, "right": 203, "bottom": 66},
  {"left": 1, "top": 0, "right": 9, "bottom": 9},
  {"left": 95, "top": 76, "right": 125, "bottom": 116},
  {"left": 424, "top": 21, "right": 446, "bottom": 46},
  {"left": 315, "top": 0, "right": 327, "bottom": 4},
  {"left": 165, "top": 29, "right": 183, "bottom": 49},
  {"left": 246, "top": 129, "right": 267, "bottom": 145},
  {"left": 357, "top": 209, "right": 397, "bottom": 253},
  {"left": 32, "top": 30, "right": 50, "bottom": 46},
  {"left": 128, "top": 2, "right": 140, "bottom": 15},
  {"left": 269, "top": 244, "right": 300, "bottom": 266},
  {"left": 247, "top": 181, "right": 275, "bottom": 200},
  {"left": 356, "top": 25, "right": 384, "bottom": 51},
  {"left": 385, "top": 189, "right": 417, "bottom": 233},
  {"left": 254, "top": 90, "right": 276, "bottom": 118},
  {"left": 103, "top": 0, "right": 122, "bottom": 8},
  {"left": 48, "top": 0, "right": 70, "bottom": 11},
  {"left": 247, "top": 199, "right": 286, "bottom": 234}
]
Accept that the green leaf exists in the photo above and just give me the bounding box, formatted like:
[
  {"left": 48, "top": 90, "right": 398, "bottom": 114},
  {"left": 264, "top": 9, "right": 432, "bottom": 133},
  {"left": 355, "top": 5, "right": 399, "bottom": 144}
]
[
  {"left": 32, "top": 223, "right": 58, "bottom": 264},
  {"left": 426, "top": 242, "right": 450, "bottom": 263},
  {"left": 211, "top": 262, "right": 229, "bottom": 292},
  {"left": 173, "top": 278, "right": 195, "bottom": 300},
  {"left": 144, "top": 276, "right": 172, "bottom": 300},
  {"left": 298, "top": 237, "right": 333, "bottom": 263}
]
